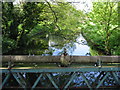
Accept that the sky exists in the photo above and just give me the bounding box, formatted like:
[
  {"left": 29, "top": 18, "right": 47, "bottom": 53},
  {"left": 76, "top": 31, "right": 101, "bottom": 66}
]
[
  {"left": 71, "top": 0, "right": 92, "bottom": 12},
  {"left": 13, "top": 0, "right": 93, "bottom": 12}
]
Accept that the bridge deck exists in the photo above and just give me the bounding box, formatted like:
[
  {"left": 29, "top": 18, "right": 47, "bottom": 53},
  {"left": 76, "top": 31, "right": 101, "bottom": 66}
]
[
  {"left": 1, "top": 62, "right": 120, "bottom": 69},
  {"left": 1, "top": 66, "right": 120, "bottom": 73}
]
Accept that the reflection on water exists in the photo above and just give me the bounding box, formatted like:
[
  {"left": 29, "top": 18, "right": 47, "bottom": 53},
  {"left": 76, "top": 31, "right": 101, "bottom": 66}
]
[{"left": 50, "top": 34, "right": 90, "bottom": 56}]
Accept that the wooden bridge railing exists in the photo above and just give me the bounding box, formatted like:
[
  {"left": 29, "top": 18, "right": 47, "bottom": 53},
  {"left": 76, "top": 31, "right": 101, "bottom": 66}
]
[{"left": 2, "top": 55, "right": 120, "bottom": 63}]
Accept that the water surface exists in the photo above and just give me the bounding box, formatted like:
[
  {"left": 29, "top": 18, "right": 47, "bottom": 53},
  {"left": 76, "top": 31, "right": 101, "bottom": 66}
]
[{"left": 51, "top": 34, "right": 90, "bottom": 56}]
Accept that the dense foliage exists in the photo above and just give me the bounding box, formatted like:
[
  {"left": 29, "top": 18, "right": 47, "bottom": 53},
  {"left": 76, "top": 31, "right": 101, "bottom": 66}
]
[
  {"left": 2, "top": 1, "right": 120, "bottom": 55},
  {"left": 81, "top": 2, "right": 120, "bottom": 55},
  {"left": 2, "top": 2, "right": 83, "bottom": 55}
]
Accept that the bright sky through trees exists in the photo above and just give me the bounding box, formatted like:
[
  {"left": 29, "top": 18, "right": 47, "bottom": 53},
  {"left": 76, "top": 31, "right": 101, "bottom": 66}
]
[{"left": 13, "top": 0, "right": 93, "bottom": 13}]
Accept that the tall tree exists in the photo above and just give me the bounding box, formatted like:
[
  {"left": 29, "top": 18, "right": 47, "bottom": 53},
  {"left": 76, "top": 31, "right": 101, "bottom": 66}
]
[
  {"left": 81, "top": 2, "right": 119, "bottom": 55},
  {"left": 2, "top": 2, "right": 46, "bottom": 54},
  {"left": 2, "top": 2, "right": 84, "bottom": 55}
]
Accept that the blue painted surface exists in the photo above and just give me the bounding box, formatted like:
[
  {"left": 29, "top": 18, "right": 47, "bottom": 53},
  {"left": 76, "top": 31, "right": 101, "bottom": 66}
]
[
  {"left": 1, "top": 67, "right": 120, "bottom": 73},
  {"left": 1, "top": 67, "right": 120, "bottom": 89}
]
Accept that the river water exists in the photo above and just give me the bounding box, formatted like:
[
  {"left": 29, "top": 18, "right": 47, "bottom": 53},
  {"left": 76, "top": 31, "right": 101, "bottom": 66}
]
[{"left": 50, "top": 34, "right": 91, "bottom": 56}]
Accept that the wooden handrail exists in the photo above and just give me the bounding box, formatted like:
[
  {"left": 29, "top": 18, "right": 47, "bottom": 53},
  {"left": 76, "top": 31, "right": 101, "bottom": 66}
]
[{"left": 2, "top": 55, "right": 120, "bottom": 63}]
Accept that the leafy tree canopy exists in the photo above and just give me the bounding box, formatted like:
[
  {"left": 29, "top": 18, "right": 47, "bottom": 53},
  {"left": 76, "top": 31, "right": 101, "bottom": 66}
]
[
  {"left": 2, "top": 2, "right": 83, "bottom": 55},
  {"left": 81, "top": 2, "right": 120, "bottom": 55}
]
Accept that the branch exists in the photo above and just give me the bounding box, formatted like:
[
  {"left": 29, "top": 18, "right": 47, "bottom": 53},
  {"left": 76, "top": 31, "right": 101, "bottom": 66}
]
[
  {"left": 45, "top": 0, "right": 61, "bottom": 31},
  {"left": 45, "top": 0, "right": 58, "bottom": 23},
  {"left": 109, "top": 26, "right": 119, "bottom": 35}
]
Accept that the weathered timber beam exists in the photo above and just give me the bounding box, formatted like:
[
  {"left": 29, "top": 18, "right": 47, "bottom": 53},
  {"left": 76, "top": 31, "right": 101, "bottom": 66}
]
[
  {"left": 2, "top": 56, "right": 60, "bottom": 63},
  {"left": 2, "top": 55, "right": 120, "bottom": 63},
  {"left": 72, "top": 56, "right": 120, "bottom": 63}
]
